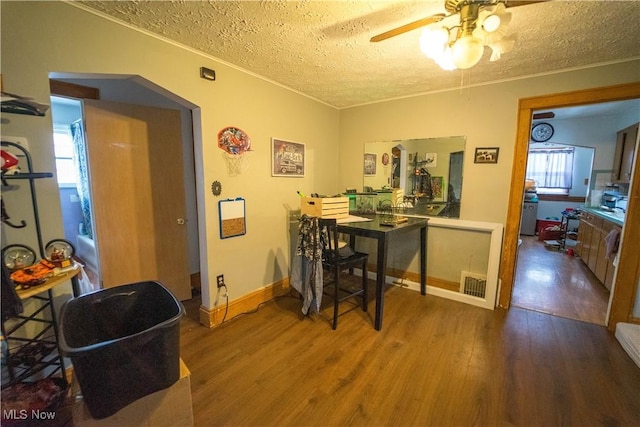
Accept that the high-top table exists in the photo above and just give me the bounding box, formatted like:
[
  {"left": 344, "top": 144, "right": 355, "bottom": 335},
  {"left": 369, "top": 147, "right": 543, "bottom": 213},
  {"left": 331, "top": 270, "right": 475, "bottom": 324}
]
[{"left": 337, "top": 215, "right": 428, "bottom": 330}]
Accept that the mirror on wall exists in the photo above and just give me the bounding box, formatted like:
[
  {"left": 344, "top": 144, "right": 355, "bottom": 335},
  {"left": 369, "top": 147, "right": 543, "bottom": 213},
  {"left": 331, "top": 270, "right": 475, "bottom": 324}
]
[{"left": 363, "top": 136, "right": 465, "bottom": 218}]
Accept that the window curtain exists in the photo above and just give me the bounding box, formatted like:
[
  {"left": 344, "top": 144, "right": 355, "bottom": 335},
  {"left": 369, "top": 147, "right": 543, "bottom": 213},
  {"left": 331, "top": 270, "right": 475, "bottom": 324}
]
[
  {"left": 70, "top": 120, "right": 94, "bottom": 239},
  {"left": 526, "top": 148, "right": 574, "bottom": 189}
]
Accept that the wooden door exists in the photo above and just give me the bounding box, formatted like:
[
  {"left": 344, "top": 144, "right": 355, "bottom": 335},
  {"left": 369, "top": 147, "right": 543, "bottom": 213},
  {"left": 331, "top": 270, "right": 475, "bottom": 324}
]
[{"left": 82, "top": 99, "right": 191, "bottom": 300}]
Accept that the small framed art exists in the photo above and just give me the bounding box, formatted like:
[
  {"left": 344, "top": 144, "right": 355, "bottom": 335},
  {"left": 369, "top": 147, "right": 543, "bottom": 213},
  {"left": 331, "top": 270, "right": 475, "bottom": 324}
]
[
  {"left": 364, "top": 153, "right": 377, "bottom": 176},
  {"left": 272, "top": 138, "right": 305, "bottom": 177},
  {"left": 474, "top": 147, "right": 500, "bottom": 164}
]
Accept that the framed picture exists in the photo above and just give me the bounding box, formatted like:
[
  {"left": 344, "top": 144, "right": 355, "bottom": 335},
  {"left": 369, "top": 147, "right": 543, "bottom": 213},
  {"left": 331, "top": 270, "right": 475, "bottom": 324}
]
[
  {"left": 364, "top": 153, "right": 377, "bottom": 175},
  {"left": 424, "top": 152, "right": 437, "bottom": 167},
  {"left": 474, "top": 147, "right": 500, "bottom": 164},
  {"left": 272, "top": 138, "right": 305, "bottom": 177}
]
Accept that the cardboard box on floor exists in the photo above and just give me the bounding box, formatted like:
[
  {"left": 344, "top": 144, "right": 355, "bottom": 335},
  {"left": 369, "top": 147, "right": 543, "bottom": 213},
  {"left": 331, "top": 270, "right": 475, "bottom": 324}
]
[{"left": 72, "top": 359, "right": 193, "bottom": 427}]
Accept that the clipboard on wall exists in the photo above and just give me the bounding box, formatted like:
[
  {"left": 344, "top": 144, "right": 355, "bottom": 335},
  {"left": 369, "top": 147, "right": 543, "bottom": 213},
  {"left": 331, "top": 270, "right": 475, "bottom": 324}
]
[{"left": 219, "top": 197, "right": 246, "bottom": 239}]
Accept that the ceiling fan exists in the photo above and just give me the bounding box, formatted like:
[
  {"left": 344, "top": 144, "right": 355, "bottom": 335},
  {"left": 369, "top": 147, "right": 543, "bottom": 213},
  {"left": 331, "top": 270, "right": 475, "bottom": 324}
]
[{"left": 370, "top": 0, "right": 546, "bottom": 70}]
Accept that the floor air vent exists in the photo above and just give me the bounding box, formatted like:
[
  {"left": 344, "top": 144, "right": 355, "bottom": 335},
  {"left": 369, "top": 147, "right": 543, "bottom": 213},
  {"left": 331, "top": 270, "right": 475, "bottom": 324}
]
[{"left": 460, "top": 271, "right": 487, "bottom": 298}]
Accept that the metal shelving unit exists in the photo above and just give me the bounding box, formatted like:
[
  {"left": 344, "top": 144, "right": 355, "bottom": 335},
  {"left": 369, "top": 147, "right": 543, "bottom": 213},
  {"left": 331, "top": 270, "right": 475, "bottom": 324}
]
[
  {"left": 1, "top": 141, "right": 72, "bottom": 389},
  {"left": 1, "top": 287, "right": 67, "bottom": 387}
]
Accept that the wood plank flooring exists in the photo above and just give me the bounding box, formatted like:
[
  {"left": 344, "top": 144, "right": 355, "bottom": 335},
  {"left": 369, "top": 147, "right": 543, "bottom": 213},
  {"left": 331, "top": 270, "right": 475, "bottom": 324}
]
[
  {"left": 180, "top": 284, "right": 640, "bottom": 426},
  {"left": 512, "top": 236, "right": 610, "bottom": 325}
]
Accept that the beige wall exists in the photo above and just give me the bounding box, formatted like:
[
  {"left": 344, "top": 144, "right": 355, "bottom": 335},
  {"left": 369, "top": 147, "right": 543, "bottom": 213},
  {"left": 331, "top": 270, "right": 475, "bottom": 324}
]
[
  {"left": 338, "top": 64, "right": 639, "bottom": 284},
  {"left": 338, "top": 61, "right": 640, "bottom": 224},
  {"left": 2, "top": 1, "right": 639, "bottom": 312},
  {"left": 0, "top": 1, "right": 339, "bottom": 309}
]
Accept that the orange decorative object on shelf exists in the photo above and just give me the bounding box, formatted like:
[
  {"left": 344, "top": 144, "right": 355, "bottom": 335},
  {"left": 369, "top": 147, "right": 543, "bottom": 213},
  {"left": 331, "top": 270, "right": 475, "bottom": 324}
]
[{"left": 10, "top": 260, "right": 54, "bottom": 289}]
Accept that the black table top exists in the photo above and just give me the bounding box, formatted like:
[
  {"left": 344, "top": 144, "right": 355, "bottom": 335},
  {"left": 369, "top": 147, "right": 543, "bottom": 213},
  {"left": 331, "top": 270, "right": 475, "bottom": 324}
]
[{"left": 337, "top": 215, "right": 428, "bottom": 239}]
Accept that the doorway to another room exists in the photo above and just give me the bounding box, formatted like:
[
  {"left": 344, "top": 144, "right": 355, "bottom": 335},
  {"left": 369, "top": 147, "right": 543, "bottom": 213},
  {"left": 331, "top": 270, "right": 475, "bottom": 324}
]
[
  {"left": 49, "top": 76, "right": 201, "bottom": 301},
  {"left": 511, "top": 99, "right": 638, "bottom": 326},
  {"left": 513, "top": 235, "right": 609, "bottom": 325}
]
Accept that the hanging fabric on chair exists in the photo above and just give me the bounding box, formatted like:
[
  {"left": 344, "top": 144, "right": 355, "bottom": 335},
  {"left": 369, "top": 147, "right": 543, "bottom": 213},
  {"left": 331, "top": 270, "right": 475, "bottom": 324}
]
[{"left": 290, "top": 215, "right": 325, "bottom": 315}]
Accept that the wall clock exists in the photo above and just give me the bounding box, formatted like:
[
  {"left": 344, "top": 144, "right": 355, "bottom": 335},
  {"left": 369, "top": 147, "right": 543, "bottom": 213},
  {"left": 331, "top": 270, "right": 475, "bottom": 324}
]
[{"left": 531, "top": 122, "right": 554, "bottom": 142}]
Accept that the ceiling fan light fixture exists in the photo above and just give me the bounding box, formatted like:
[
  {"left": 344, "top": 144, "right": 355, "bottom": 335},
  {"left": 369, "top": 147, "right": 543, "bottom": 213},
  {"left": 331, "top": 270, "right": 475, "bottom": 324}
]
[
  {"left": 452, "top": 34, "right": 484, "bottom": 69},
  {"left": 482, "top": 14, "right": 501, "bottom": 33},
  {"left": 419, "top": 27, "right": 449, "bottom": 59},
  {"left": 473, "top": 3, "right": 511, "bottom": 45},
  {"left": 488, "top": 34, "right": 516, "bottom": 61},
  {"left": 435, "top": 46, "right": 457, "bottom": 71},
  {"left": 371, "top": 0, "right": 528, "bottom": 71}
]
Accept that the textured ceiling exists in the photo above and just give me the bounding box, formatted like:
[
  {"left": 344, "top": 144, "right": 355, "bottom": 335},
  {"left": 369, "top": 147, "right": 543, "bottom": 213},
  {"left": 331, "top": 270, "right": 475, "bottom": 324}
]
[{"left": 74, "top": 0, "right": 640, "bottom": 109}]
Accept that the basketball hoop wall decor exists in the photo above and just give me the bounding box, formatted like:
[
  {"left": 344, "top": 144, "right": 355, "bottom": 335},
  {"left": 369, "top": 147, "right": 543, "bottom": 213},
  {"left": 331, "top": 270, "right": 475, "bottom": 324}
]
[{"left": 218, "top": 126, "right": 251, "bottom": 176}]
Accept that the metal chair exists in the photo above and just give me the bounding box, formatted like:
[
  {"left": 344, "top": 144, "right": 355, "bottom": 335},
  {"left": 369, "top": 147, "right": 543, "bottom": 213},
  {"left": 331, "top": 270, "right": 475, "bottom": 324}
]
[{"left": 318, "top": 218, "right": 369, "bottom": 329}]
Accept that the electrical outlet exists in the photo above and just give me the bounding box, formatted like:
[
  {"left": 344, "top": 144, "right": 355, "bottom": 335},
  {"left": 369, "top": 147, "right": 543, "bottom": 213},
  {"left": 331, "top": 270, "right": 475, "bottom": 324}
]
[{"left": 216, "top": 274, "right": 225, "bottom": 288}]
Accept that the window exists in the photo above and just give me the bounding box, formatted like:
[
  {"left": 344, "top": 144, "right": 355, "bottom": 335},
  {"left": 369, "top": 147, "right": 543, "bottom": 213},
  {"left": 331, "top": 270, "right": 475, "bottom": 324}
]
[
  {"left": 526, "top": 147, "right": 574, "bottom": 195},
  {"left": 53, "top": 124, "right": 77, "bottom": 186}
]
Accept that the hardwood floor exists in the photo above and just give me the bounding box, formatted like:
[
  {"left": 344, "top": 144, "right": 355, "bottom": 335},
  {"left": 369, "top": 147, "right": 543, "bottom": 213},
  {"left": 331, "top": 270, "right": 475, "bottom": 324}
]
[
  {"left": 179, "top": 283, "right": 640, "bottom": 426},
  {"left": 512, "top": 236, "right": 610, "bottom": 325}
]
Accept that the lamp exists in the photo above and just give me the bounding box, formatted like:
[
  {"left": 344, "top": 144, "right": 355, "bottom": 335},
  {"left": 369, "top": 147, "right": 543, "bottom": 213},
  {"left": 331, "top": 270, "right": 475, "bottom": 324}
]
[
  {"left": 436, "top": 46, "right": 457, "bottom": 71},
  {"left": 473, "top": 3, "right": 512, "bottom": 45},
  {"left": 482, "top": 14, "right": 501, "bottom": 32},
  {"left": 487, "top": 34, "right": 515, "bottom": 61},
  {"left": 419, "top": 27, "right": 449, "bottom": 59},
  {"left": 451, "top": 30, "right": 484, "bottom": 69}
]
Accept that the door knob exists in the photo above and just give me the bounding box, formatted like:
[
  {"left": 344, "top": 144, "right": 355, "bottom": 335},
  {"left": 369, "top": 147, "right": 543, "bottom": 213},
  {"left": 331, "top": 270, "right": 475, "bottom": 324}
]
[{"left": 177, "top": 218, "right": 186, "bottom": 225}]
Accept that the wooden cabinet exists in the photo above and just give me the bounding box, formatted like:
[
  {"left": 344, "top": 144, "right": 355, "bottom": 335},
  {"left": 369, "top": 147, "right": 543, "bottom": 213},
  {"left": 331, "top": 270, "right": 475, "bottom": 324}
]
[
  {"left": 613, "top": 122, "right": 639, "bottom": 182},
  {"left": 576, "top": 217, "right": 592, "bottom": 262},
  {"left": 576, "top": 211, "right": 621, "bottom": 290},
  {"left": 587, "top": 216, "right": 602, "bottom": 274},
  {"left": 577, "top": 212, "right": 597, "bottom": 266},
  {"left": 594, "top": 228, "right": 608, "bottom": 284}
]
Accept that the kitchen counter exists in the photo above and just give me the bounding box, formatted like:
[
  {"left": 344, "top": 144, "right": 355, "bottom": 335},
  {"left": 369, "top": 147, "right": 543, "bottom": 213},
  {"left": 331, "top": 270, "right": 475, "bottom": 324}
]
[{"left": 581, "top": 206, "right": 625, "bottom": 226}]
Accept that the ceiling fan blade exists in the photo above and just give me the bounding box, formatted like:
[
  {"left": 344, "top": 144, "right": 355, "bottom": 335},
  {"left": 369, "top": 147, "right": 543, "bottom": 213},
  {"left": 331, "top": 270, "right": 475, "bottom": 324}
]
[
  {"left": 504, "top": 0, "right": 548, "bottom": 8},
  {"left": 370, "top": 13, "right": 447, "bottom": 42}
]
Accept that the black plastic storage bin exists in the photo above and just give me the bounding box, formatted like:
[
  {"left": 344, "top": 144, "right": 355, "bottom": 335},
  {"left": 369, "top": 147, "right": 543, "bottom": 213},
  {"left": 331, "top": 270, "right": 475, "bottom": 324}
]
[{"left": 59, "top": 281, "right": 184, "bottom": 419}]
